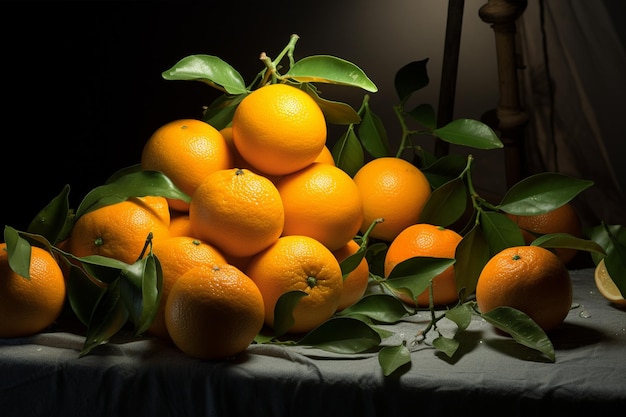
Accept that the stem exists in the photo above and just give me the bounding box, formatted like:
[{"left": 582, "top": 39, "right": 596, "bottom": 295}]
[
  {"left": 258, "top": 34, "right": 301, "bottom": 87},
  {"left": 259, "top": 52, "right": 277, "bottom": 86},
  {"left": 136, "top": 232, "right": 154, "bottom": 262},
  {"left": 274, "top": 33, "right": 299, "bottom": 69},
  {"left": 463, "top": 155, "right": 500, "bottom": 213},
  {"left": 393, "top": 104, "right": 433, "bottom": 159},
  {"left": 393, "top": 104, "right": 411, "bottom": 158},
  {"left": 360, "top": 217, "right": 384, "bottom": 248}
]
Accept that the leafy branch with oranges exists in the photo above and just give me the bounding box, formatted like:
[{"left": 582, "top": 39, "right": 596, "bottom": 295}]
[{"left": 2, "top": 34, "right": 626, "bottom": 377}]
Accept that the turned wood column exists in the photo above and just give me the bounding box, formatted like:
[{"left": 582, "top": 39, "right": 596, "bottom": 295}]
[{"left": 479, "top": 0, "right": 529, "bottom": 188}]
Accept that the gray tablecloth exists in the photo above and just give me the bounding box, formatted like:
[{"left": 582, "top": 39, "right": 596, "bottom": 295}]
[{"left": 1, "top": 268, "right": 625, "bottom": 417}]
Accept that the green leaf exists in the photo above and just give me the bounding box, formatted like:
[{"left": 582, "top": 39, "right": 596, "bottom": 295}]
[
  {"left": 286, "top": 55, "right": 378, "bottom": 92},
  {"left": 386, "top": 257, "right": 455, "bottom": 303},
  {"left": 76, "top": 169, "right": 190, "bottom": 219},
  {"left": 66, "top": 263, "right": 105, "bottom": 326},
  {"left": 337, "top": 293, "right": 410, "bottom": 323},
  {"left": 3, "top": 226, "right": 32, "bottom": 279},
  {"left": 419, "top": 177, "right": 467, "bottom": 227},
  {"left": 81, "top": 279, "right": 130, "bottom": 357},
  {"left": 499, "top": 173, "right": 594, "bottom": 215},
  {"left": 137, "top": 254, "right": 162, "bottom": 335},
  {"left": 68, "top": 254, "right": 129, "bottom": 285},
  {"left": 481, "top": 306, "right": 555, "bottom": 362},
  {"left": 479, "top": 211, "right": 526, "bottom": 255},
  {"left": 119, "top": 253, "right": 162, "bottom": 336},
  {"left": 364, "top": 242, "right": 388, "bottom": 278},
  {"left": 421, "top": 153, "right": 467, "bottom": 189},
  {"left": 358, "top": 103, "right": 391, "bottom": 158},
  {"left": 394, "top": 58, "right": 429, "bottom": 103},
  {"left": 339, "top": 247, "right": 367, "bottom": 278},
  {"left": 202, "top": 93, "right": 246, "bottom": 130},
  {"left": 433, "top": 119, "right": 503, "bottom": 150},
  {"left": 332, "top": 128, "right": 365, "bottom": 177},
  {"left": 454, "top": 225, "right": 491, "bottom": 298},
  {"left": 601, "top": 224, "right": 626, "bottom": 295},
  {"left": 26, "top": 184, "right": 71, "bottom": 245},
  {"left": 273, "top": 290, "right": 308, "bottom": 337},
  {"left": 301, "top": 83, "right": 361, "bottom": 125},
  {"left": 296, "top": 317, "right": 381, "bottom": 354},
  {"left": 605, "top": 251, "right": 626, "bottom": 297},
  {"left": 531, "top": 233, "right": 606, "bottom": 255},
  {"left": 161, "top": 54, "right": 247, "bottom": 95},
  {"left": 433, "top": 335, "right": 460, "bottom": 358},
  {"left": 445, "top": 303, "right": 473, "bottom": 331},
  {"left": 406, "top": 103, "right": 436, "bottom": 129},
  {"left": 378, "top": 344, "right": 411, "bottom": 376},
  {"left": 589, "top": 223, "right": 626, "bottom": 265}
]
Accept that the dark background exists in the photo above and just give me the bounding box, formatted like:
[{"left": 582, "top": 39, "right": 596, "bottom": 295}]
[
  {"left": 5, "top": 0, "right": 504, "bottom": 232},
  {"left": 7, "top": 1, "right": 624, "bottom": 235}
]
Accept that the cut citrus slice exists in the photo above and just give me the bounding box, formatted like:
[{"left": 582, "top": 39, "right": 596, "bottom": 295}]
[{"left": 594, "top": 259, "right": 626, "bottom": 307}]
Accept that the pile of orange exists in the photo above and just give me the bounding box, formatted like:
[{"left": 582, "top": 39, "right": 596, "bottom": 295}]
[{"left": 0, "top": 80, "right": 579, "bottom": 359}]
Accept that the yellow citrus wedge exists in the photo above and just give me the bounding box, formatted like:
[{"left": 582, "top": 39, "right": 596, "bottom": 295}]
[{"left": 594, "top": 259, "right": 626, "bottom": 307}]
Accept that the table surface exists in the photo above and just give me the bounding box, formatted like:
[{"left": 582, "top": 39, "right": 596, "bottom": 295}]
[{"left": 1, "top": 268, "right": 625, "bottom": 417}]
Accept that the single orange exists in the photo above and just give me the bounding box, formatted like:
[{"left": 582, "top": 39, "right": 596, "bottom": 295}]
[
  {"left": 245, "top": 235, "right": 343, "bottom": 334},
  {"left": 476, "top": 245, "right": 572, "bottom": 333},
  {"left": 165, "top": 263, "right": 265, "bottom": 359},
  {"left": 506, "top": 202, "right": 582, "bottom": 265},
  {"left": 189, "top": 168, "right": 284, "bottom": 258},
  {"left": 314, "top": 145, "right": 335, "bottom": 166},
  {"left": 333, "top": 239, "right": 370, "bottom": 311},
  {"left": 231, "top": 83, "right": 327, "bottom": 176},
  {"left": 139, "top": 195, "right": 171, "bottom": 225},
  {"left": 0, "top": 243, "right": 66, "bottom": 338},
  {"left": 148, "top": 236, "right": 227, "bottom": 340},
  {"left": 353, "top": 157, "right": 432, "bottom": 242},
  {"left": 67, "top": 196, "right": 171, "bottom": 264},
  {"left": 220, "top": 125, "right": 283, "bottom": 184},
  {"left": 168, "top": 212, "right": 193, "bottom": 238},
  {"left": 384, "top": 223, "right": 462, "bottom": 307},
  {"left": 141, "top": 119, "right": 234, "bottom": 212},
  {"left": 276, "top": 162, "right": 363, "bottom": 251}
]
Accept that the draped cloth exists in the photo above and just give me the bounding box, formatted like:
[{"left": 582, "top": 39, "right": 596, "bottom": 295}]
[{"left": 517, "top": 0, "right": 626, "bottom": 226}]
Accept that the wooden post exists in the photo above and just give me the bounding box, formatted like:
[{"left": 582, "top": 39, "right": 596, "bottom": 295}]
[
  {"left": 479, "top": 0, "right": 529, "bottom": 188},
  {"left": 435, "top": 0, "right": 465, "bottom": 158}
]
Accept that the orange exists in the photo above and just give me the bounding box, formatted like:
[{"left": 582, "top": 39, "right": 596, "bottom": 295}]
[
  {"left": 165, "top": 263, "right": 265, "bottom": 359},
  {"left": 245, "top": 235, "right": 343, "bottom": 334},
  {"left": 333, "top": 239, "right": 370, "bottom": 311},
  {"left": 231, "top": 83, "right": 327, "bottom": 176},
  {"left": 353, "top": 157, "right": 432, "bottom": 242},
  {"left": 67, "top": 196, "right": 171, "bottom": 264},
  {"left": 168, "top": 212, "right": 193, "bottom": 238},
  {"left": 148, "top": 236, "right": 227, "bottom": 340},
  {"left": 189, "top": 168, "right": 284, "bottom": 258},
  {"left": 475, "top": 245, "right": 572, "bottom": 333},
  {"left": 140, "top": 195, "right": 171, "bottom": 225},
  {"left": 220, "top": 125, "right": 283, "bottom": 184},
  {"left": 594, "top": 259, "right": 626, "bottom": 307},
  {"left": 506, "top": 202, "right": 582, "bottom": 265},
  {"left": 276, "top": 162, "right": 363, "bottom": 251},
  {"left": 314, "top": 145, "right": 335, "bottom": 165},
  {"left": 384, "top": 223, "right": 462, "bottom": 306},
  {"left": 141, "top": 119, "right": 234, "bottom": 212},
  {"left": 0, "top": 243, "right": 66, "bottom": 337},
  {"left": 220, "top": 125, "right": 254, "bottom": 171}
]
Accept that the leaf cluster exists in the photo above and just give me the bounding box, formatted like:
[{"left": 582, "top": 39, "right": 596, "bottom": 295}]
[
  {"left": 3, "top": 34, "right": 626, "bottom": 376},
  {"left": 3, "top": 168, "right": 189, "bottom": 356}
]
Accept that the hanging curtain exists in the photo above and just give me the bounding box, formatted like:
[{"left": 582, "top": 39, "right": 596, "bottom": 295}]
[{"left": 517, "top": 0, "right": 626, "bottom": 228}]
